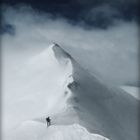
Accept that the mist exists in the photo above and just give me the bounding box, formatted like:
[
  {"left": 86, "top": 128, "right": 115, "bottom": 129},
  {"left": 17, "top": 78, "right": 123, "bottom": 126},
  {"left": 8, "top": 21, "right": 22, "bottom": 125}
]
[{"left": 2, "top": 5, "right": 139, "bottom": 86}]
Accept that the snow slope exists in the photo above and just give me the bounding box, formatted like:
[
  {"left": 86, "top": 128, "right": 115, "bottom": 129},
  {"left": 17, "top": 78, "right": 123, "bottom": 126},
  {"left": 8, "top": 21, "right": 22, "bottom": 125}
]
[
  {"left": 2, "top": 43, "right": 73, "bottom": 132},
  {"left": 2, "top": 43, "right": 139, "bottom": 140}
]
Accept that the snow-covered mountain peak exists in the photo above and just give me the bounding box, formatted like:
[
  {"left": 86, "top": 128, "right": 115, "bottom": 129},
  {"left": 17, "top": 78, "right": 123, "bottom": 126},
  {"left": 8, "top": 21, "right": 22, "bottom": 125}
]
[
  {"left": 2, "top": 43, "right": 139, "bottom": 140},
  {"left": 51, "top": 43, "right": 72, "bottom": 61},
  {"left": 32, "top": 43, "right": 73, "bottom": 68}
]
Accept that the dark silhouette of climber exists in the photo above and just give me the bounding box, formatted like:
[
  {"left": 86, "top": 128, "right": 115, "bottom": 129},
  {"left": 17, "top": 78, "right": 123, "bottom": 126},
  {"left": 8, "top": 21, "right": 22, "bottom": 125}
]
[{"left": 46, "top": 117, "right": 51, "bottom": 127}]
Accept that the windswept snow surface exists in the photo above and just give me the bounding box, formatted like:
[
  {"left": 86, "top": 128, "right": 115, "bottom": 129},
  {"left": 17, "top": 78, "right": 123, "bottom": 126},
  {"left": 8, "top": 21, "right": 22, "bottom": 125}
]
[
  {"left": 2, "top": 43, "right": 139, "bottom": 140},
  {"left": 7, "top": 121, "right": 109, "bottom": 140},
  {"left": 2, "top": 44, "right": 73, "bottom": 131}
]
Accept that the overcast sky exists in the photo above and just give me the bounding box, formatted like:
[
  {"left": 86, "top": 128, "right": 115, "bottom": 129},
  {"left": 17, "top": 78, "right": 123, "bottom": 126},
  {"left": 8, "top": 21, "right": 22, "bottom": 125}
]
[
  {"left": 2, "top": 0, "right": 139, "bottom": 29},
  {"left": 1, "top": 0, "right": 139, "bottom": 86}
]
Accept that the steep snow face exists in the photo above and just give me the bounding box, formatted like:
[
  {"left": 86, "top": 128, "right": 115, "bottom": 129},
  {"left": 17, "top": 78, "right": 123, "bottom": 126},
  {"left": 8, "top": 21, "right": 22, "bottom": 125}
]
[
  {"left": 2, "top": 43, "right": 74, "bottom": 134},
  {"left": 69, "top": 59, "right": 139, "bottom": 140},
  {"left": 6, "top": 121, "right": 109, "bottom": 140}
]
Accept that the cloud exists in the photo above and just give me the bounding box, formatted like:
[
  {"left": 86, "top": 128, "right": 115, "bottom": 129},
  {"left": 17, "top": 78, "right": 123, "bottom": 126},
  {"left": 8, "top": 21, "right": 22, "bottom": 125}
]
[
  {"left": 2, "top": 5, "right": 139, "bottom": 86},
  {"left": 2, "top": 0, "right": 139, "bottom": 28}
]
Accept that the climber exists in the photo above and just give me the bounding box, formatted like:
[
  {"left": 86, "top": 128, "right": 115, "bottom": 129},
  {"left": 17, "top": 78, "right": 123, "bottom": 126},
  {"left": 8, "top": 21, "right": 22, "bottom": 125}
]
[{"left": 46, "top": 116, "right": 51, "bottom": 127}]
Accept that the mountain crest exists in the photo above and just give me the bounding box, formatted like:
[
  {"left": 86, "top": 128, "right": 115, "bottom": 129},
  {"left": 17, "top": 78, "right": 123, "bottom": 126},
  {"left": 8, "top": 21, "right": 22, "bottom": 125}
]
[{"left": 51, "top": 43, "right": 72, "bottom": 60}]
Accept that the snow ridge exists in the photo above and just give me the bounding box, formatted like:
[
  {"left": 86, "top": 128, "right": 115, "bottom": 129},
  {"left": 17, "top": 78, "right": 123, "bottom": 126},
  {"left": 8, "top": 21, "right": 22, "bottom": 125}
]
[{"left": 7, "top": 121, "right": 109, "bottom": 140}]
